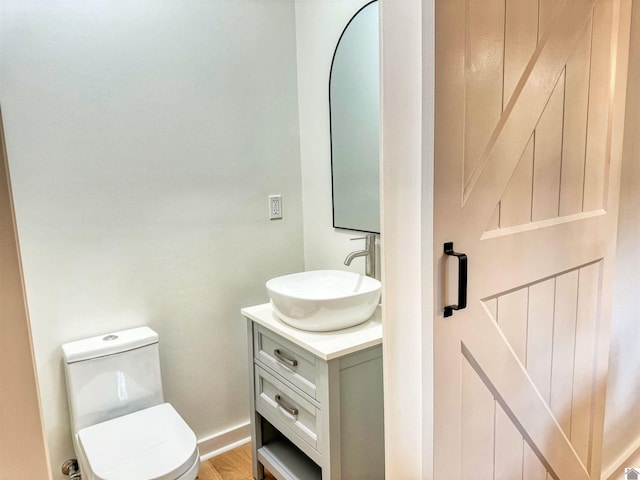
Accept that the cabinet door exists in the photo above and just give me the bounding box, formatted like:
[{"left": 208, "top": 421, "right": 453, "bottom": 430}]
[
  {"left": 255, "top": 365, "right": 321, "bottom": 463},
  {"left": 254, "top": 324, "right": 319, "bottom": 399}
]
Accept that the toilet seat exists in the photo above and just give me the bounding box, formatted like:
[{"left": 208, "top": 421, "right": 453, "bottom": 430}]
[{"left": 77, "top": 403, "right": 199, "bottom": 480}]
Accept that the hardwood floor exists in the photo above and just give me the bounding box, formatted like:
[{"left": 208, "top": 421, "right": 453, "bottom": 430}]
[{"left": 197, "top": 443, "right": 276, "bottom": 480}]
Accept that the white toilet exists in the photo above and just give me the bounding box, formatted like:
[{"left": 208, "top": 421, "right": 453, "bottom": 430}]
[{"left": 62, "top": 327, "right": 200, "bottom": 480}]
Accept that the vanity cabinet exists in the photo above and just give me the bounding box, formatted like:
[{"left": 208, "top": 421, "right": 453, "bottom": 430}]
[{"left": 242, "top": 303, "right": 384, "bottom": 480}]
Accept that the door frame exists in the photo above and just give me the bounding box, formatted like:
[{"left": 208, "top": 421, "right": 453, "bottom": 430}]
[
  {"left": 380, "top": 0, "right": 435, "bottom": 478},
  {"left": 0, "top": 108, "right": 52, "bottom": 478}
]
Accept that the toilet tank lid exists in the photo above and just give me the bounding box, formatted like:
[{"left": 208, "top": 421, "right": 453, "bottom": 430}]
[{"left": 62, "top": 327, "right": 159, "bottom": 364}]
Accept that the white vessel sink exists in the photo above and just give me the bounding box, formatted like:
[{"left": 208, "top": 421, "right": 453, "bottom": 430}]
[{"left": 266, "top": 270, "right": 381, "bottom": 332}]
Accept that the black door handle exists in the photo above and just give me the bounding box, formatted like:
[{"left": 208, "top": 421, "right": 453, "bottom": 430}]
[{"left": 444, "top": 242, "right": 467, "bottom": 317}]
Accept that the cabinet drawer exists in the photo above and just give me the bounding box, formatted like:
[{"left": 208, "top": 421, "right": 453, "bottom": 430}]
[
  {"left": 255, "top": 365, "right": 320, "bottom": 452},
  {"left": 253, "top": 324, "right": 318, "bottom": 399}
]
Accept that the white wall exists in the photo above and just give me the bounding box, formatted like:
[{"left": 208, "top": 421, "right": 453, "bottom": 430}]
[
  {"left": 294, "top": 0, "right": 380, "bottom": 277},
  {"left": 0, "top": 2, "right": 304, "bottom": 478},
  {"left": 602, "top": 0, "right": 640, "bottom": 475}
]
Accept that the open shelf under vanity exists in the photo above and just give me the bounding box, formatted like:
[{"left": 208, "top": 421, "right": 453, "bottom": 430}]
[{"left": 257, "top": 419, "right": 321, "bottom": 480}]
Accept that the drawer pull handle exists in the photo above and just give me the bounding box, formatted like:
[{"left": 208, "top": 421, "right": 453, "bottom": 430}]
[
  {"left": 274, "top": 349, "right": 298, "bottom": 367},
  {"left": 275, "top": 394, "right": 299, "bottom": 416}
]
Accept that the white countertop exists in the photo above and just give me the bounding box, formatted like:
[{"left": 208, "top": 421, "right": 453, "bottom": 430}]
[{"left": 241, "top": 303, "right": 382, "bottom": 361}]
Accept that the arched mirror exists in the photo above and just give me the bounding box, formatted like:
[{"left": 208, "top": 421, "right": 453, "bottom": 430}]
[{"left": 329, "top": 1, "right": 380, "bottom": 234}]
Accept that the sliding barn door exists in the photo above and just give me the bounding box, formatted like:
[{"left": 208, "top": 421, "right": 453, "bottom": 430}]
[{"left": 433, "top": 0, "right": 631, "bottom": 479}]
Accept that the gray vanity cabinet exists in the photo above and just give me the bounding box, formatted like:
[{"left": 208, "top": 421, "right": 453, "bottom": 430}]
[{"left": 244, "top": 307, "right": 384, "bottom": 480}]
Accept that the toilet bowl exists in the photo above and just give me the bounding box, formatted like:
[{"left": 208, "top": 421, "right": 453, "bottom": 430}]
[
  {"left": 75, "top": 404, "right": 199, "bottom": 480},
  {"left": 62, "top": 327, "right": 200, "bottom": 480}
]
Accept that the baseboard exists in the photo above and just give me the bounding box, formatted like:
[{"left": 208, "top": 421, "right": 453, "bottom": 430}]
[
  {"left": 603, "top": 437, "right": 640, "bottom": 480},
  {"left": 197, "top": 421, "right": 251, "bottom": 461}
]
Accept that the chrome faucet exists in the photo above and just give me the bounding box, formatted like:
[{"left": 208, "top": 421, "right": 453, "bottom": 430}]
[{"left": 344, "top": 234, "right": 376, "bottom": 278}]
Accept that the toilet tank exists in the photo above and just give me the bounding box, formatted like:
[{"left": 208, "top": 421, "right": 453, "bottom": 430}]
[{"left": 62, "top": 327, "right": 164, "bottom": 434}]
